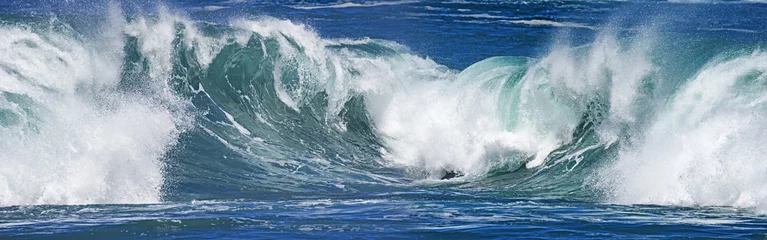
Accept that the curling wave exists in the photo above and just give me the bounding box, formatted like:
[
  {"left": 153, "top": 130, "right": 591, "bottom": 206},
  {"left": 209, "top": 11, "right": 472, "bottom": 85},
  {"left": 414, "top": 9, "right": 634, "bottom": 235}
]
[{"left": 1, "top": 5, "right": 766, "bottom": 213}]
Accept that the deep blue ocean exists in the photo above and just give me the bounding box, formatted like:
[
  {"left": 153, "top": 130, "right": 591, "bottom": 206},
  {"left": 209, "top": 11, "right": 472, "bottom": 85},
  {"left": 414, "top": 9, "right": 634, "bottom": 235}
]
[{"left": 1, "top": 0, "right": 767, "bottom": 238}]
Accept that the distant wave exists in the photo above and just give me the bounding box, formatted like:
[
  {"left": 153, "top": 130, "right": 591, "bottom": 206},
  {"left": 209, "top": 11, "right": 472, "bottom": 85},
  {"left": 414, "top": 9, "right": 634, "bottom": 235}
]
[
  {"left": 407, "top": 13, "right": 513, "bottom": 20},
  {"left": 668, "top": 0, "right": 767, "bottom": 3},
  {"left": 424, "top": 6, "right": 471, "bottom": 12},
  {"left": 290, "top": 1, "right": 419, "bottom": 10},
  {"left": 667, "top": 0, "right": 714, "bottom": 3},
  {"left": 503, "top": 19, "right": 595, "bottom": 30},
  {"left": 424, "top": 6, "right": 449, "bottom": 11},
  {"left": 459, "top": 13, "right": 511, "bottom": 19},
  {"left": 701, "top": 27, "right": 758, "bottom": 33},
  {"left": 200, "top": 6, "right": 229, "bottom": 11}
]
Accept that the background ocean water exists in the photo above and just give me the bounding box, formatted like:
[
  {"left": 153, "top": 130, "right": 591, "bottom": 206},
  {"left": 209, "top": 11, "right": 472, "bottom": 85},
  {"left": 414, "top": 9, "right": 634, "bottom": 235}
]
[{"left": 1, "top": 0, "right": 767, "bottom": 238}]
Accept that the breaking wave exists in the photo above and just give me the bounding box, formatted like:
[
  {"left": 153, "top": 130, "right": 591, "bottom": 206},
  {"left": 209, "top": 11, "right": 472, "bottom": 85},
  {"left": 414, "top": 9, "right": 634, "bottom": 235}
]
[{"left": 1, "top": 4, "right": 766, "bottom": 213}]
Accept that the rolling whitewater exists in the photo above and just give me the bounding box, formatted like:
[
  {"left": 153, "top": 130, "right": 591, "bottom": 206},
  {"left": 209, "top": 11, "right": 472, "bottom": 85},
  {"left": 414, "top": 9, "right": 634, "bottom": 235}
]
[{"left": 1, "top": 0, "right": 767, "bottom": 238}]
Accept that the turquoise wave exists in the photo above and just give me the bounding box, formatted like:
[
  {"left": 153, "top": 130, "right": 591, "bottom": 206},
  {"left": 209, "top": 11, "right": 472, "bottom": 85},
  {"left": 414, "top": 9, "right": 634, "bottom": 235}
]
[{"left": 1, "top": 6, "right": 766, "bottom": 212}]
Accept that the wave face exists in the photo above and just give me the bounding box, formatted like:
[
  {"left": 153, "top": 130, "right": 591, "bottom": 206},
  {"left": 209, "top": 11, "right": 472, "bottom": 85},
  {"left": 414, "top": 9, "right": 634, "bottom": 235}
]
[{"left": 1, "top": 3, "right": 767, "bottom": 213}]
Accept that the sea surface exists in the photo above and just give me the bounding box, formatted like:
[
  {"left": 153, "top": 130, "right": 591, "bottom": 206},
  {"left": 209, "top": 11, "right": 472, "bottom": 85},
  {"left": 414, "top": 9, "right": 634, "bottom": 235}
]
[{"left": 1, "top": 0, "right": 767, "bottom": 238}]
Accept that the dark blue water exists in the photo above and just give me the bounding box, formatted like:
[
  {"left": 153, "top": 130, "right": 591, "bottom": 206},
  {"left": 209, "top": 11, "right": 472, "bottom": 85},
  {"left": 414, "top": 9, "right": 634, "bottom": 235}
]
[{"left": 2, "top": 0, "right": 767, "bottom": 238}]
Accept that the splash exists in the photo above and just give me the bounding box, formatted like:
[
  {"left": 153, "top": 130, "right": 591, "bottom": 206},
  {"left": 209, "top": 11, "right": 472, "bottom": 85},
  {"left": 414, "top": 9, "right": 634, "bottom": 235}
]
[
  {"left": 0, "top": 5, "right": 201, "bottom": 206},
  {"left": 596, "top": 51, "right": 767, "bottom": 211}
]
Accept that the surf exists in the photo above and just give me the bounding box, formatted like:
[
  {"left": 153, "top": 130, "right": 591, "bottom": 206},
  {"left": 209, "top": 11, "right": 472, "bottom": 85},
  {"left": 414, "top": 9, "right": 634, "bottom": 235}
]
[{"left": 0, "top": 3, "right": 766, "bottom": 215}]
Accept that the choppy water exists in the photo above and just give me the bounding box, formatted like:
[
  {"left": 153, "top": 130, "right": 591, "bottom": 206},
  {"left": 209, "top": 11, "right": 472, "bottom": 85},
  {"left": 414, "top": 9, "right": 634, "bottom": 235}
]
[{"left": 1, "top": 0, "right": 767, "bottom": 238}]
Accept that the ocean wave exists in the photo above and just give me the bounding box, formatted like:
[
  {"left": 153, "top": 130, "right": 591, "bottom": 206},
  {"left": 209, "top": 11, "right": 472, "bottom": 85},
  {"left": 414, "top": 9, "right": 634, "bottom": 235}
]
[
  {"left": 668, "top": 0, "right": 767, "bottom": 3},
  {"left": 503, "top": 19, "right": 595, "bottom": 29},
  {"left": 290, "top": 1, "right": 419, "bottom": 10},
  {"left": 408, "top": 12, "right": 513, "bottom": 20},
  {"left": 2, "top": 3, "right": 767, "bottom": 214},
  {"left": 201, "top": 6, "right": 229, "bottom": 11},
  {"left": 700, "top": 27, "right": 759, "bottom": 33}
]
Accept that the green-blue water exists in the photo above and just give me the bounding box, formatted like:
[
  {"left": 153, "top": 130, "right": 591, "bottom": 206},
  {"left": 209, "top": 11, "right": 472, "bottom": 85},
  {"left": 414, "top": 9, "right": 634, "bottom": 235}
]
[{"left": 1, "top": 0, "right": 767, "bottom": 238}]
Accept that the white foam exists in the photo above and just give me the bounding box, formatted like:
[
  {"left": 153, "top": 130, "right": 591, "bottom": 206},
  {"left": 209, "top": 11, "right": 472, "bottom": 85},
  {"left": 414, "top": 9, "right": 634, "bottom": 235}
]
[
  {"left": 0, "top": 96, "right": 178, "bottom": 206},
  {"left": 0, "top": 5, "right": 202, "bottom": 206},
  {"left": 596, "top": 51, "right": 767, "bottom": 212}
]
